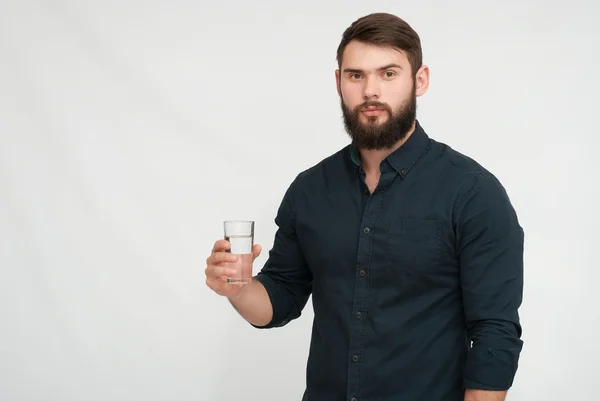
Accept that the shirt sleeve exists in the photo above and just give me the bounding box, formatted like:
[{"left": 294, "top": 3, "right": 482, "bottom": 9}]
[
  {"left": 251, "top": 174, "right": 313, "bottom": 329},
  {"left": 454, "top": 170, "right": 524, "bottom": 390}
]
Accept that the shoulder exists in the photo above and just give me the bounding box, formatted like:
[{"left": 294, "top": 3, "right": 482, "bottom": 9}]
[
  {"left": 427, "top": 139, "right": 518, "bottom": 227},
  {"left": 430, "top": 138, "right": 488, "bottom": 177},
  {"left": 290, "top": 145, "right": 352, "bottom": 188},
  {"left": 275, "top": 145, "right": 351, "bottom": 212},
  {"left": 430, "top": 138, "right": 508, "bottom": 196},
  {"left": 418, "top": 136, "right": 520, "bottom": 226}
]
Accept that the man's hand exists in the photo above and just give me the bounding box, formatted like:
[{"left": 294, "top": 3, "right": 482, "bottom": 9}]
[{"left": 204, "top": 239, "right": 262, "bottom": 299}]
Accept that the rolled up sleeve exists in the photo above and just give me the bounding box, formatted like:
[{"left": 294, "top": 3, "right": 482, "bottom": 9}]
[
  {"left": 252, "top": 175, "right": 313, "bottom": 329},
  {"left": 455, "top": 171, "right": 524, "bottom": 390}
]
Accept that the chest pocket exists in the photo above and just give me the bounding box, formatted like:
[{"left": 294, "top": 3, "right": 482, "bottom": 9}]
[{"left": 387, "top": 218, "right": 441, "bottom": 273}]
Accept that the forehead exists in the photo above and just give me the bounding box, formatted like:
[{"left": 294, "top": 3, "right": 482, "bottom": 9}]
[{"left": 341, "top": 40, "right": 409, "bottom": 70}]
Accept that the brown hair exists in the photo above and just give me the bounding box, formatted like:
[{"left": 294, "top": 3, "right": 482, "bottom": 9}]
[{"left": 336, "top": 13, "right": 423, "bottom": 76}]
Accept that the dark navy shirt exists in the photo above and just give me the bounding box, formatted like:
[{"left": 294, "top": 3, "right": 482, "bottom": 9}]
[{"left": 253, "top": 120, "right": 524, "bottom": 401}]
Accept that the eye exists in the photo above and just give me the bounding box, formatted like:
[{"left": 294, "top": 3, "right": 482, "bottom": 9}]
[
  {"left": 383, "top": 71, "right": 396, "bottom": 78},
  {"left": 349, "top": 73, "right": 362, "bottom": 80}
]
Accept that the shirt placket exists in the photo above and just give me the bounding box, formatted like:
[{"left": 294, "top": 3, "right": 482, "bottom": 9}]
[{"left": 346, "top": 165, "right": 397, "bottom": 401}]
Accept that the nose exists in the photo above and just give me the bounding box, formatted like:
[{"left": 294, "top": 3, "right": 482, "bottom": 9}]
[{"left": 362, "top": 76, "right": 381, "bottom": 100}]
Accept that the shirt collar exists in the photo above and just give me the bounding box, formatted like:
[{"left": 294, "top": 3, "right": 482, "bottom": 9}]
[{"left": 349, "top": 120, "right": 430, "bottom": 178}]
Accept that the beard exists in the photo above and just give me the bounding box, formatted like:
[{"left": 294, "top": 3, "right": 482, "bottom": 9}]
[{"left": 341, "top": 84, "right": 417, "bottom": 150}]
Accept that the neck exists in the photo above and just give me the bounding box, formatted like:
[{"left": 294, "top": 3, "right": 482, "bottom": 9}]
[{"left": 358, "top": 120, "right": 416, "bottom": 175}]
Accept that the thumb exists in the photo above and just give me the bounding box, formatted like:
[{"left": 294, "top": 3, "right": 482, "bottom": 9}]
[{"left": 252, "top": 244, "right": 262, "bottom": 259}]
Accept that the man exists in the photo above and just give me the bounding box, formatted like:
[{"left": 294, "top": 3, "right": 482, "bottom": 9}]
[{"left": 205, "top": 12, "right": 524, "bottom": 401}]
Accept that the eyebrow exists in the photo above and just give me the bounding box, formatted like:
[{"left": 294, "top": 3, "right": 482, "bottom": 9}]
[{"left": 342, "top": 63, "right": 403, "bottom": 74}]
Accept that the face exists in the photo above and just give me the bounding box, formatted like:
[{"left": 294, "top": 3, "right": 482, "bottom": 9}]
[{"left": 336, "top": 40, "right": 429, "bottom": 150}]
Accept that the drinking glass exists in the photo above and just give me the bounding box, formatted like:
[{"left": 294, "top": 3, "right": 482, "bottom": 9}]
[{"left": 223, "top": 220, "right": 254, "bottom": 285}]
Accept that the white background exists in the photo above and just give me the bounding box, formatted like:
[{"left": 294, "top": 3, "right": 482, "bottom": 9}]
[{"left": 1, "top": 0, "right": 598, "bottom": 400}]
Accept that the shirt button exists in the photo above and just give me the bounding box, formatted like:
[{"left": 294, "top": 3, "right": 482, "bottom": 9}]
[
  {"left": 401, "top": 168, "right": 408, "bottom": 175},
  {"left": 356, "top": 312, "right": 362, "bottom": 319},
  {"left": 363, "top": 227, "right": 370, "bottom": 234},
  {"left": 359, "top": 270, "right": 366, "bottom": 277},
  {"left": 352, "top": 354, "right": 359, "bottom": 362},
  {"left": 351, "top": 398, "right": 358, "bottom": 401}
]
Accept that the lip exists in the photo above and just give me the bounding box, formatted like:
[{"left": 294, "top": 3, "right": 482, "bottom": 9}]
[{"left": 361, "top": 108, "right": 386, "bottom": 116}]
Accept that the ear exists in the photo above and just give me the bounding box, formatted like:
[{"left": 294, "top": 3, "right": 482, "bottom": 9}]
[
  {"left": 414, "top": 65, "right": 430, "bottom": 97},
  {"left": 335, "top": 69, "right": 342, "bottom": 98}
]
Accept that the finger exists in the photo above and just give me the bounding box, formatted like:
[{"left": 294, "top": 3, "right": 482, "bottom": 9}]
[
  {"left": 205, "top": 276, "right": 225, "bottom": 292},
  {"left": 210, "top": 265, "right": 237, "bottom": 278},
  {"left": 212, "top": 239, "right": 231, "bottom": 253},
  {"left": 211, "top": 252, "right": 239, "bottom": 264},
  {"left": 252, "top": 244, "right": 262, "bottom": 259},
  {"left": 205, "top": 262, "right": 237, "bottom": 278}
]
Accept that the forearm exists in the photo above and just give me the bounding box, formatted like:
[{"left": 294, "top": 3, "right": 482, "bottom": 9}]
[
  {"left": 465, "top": 389, "right": 507, "bottom": 401},
  {"left": 228, "top": 278, "right": 273, "bottom": 326}
]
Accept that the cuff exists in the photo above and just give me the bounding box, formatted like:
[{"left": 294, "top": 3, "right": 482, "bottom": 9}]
[{"left": 463, "top": 346, "right": 522, "bottom": 390}]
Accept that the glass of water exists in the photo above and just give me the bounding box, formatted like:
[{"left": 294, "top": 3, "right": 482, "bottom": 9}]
[{"left": 223, "top": 220, "right": 254, "bottom": 285}]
